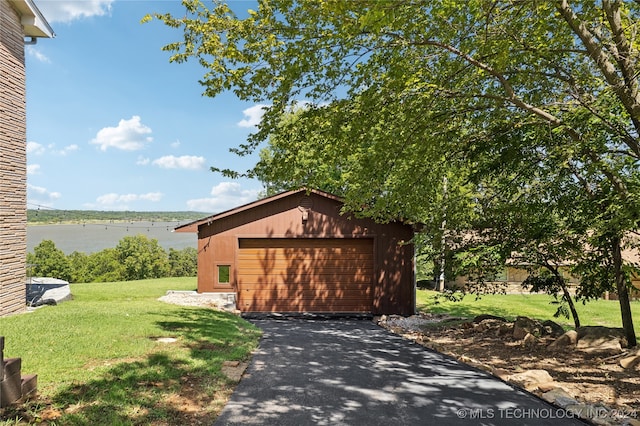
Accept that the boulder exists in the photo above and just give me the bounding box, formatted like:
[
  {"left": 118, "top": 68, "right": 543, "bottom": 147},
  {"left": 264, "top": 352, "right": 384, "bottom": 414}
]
[
  {"left": 541, "top": 388, "right": 578, "bottom": 407},
  {"left": 576, "top": 326, "right": 625, "bottom": 355},
  {"left": 473, "top": 319, "right": 504, "bottom": 334},
  {"left": 538, "top": 381, "right": 562, "bottom": 392},
  {"left": 523, "top": 333, "right": 538, "bottom": 348},
  {"left": 505, "top": 369, "right": 554, "bottom": 391},
  {"left": 513, "top": 316, "right": 544, "bottom": 339},
  {"left": 473, "top": 314, "right": 507, "bottom": 323},
  {"left": 498, "top": 323, "right": 513, "bottom": 336},
  {"left": 541, "top": 320, "right": 566, "bottom": 338},
  {"left": 620, "top": 354, "right": 640, "bottom": 370},
  {"left": 547, "top": 330, "right": 578, "bottom": 351}
]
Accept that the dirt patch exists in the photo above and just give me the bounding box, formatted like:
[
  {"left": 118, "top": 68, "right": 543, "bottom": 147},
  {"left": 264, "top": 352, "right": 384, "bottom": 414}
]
[{"left": 380, "top": 313, "right": 640, "bottom": 424}]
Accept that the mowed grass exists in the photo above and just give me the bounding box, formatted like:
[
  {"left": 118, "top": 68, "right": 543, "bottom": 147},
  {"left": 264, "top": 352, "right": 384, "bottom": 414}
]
[
  {"left": 0, "top": 278, "right": 261, "bottom": 425},
  {"left": 417, "top": 289, "right": 640, "bottom": 329}
]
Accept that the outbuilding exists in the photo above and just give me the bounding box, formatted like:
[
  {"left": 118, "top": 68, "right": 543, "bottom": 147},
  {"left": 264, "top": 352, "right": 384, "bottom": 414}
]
[{"left": 175, "top": 188, "right": 416, "bottom": 315}]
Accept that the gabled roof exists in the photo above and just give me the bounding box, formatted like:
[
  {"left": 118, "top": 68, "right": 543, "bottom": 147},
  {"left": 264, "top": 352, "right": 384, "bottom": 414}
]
[
  {"left": 175, "top": 188, "right": 343, "bottom": 233},
  {"left": 10, "top": 0, "right": 55, "bottom": 38}
]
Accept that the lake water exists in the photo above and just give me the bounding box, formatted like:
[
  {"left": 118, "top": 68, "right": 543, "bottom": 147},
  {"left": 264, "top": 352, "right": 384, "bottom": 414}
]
[{"left": 27, "top": 221, "right": 198, "bottom": 254}]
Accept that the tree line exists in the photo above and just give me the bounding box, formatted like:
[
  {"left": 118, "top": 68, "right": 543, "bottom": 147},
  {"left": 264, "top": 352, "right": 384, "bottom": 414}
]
[
  {"left": 27, "top": 235, "right": 197, "bottom": 283},
  {"left": 27, "top": 209, "right": 203, "bottom": 224}
]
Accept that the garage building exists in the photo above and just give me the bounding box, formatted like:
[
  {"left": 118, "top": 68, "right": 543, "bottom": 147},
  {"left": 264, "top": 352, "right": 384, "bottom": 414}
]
[{"left": 175, "top": 188, "right": 416, "bottom": 315}]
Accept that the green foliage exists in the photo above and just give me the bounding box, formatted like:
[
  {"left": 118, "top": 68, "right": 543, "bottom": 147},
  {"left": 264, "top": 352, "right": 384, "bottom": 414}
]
[
  {"left": 115, "top": 235, "right": 170, "bottom": 280},
  {"left": 28, "top": 238, "right": 196, "bottom": 283},
  {"left": 149, "top": 0, "right": 640, "bottom": 344},
  {"left": 69, "top": 249, "right": 123, "bottom": 283},
  {"left": 27, "top": 240, "right": 72, "bottom": 282},
  {"left": 168, "top": 247, "right": 198, "bottom": 277}
]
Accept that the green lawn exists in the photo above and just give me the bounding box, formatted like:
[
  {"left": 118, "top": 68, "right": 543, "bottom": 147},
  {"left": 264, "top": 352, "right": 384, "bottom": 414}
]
[
  {"left": 417, "top": 289, "right": 640, "bottom": 329},
  {"left": 0, "top": 278, "right": 261, "bottom": 425}
]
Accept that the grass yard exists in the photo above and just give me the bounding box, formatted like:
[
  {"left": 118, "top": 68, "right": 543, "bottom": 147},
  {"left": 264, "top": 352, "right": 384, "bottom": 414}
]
[
  {"left": 417, "top": 289, "right": 640, "bottom": 329},
  {"left": 0, "top": 277, "right": 261, "bottom": 425}
]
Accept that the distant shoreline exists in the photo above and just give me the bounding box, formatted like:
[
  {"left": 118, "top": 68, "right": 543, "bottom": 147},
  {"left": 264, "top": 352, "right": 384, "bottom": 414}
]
[
  {"left": 27, "top": 220, "right": 197, "bottom": 254},
  {"left": 27, "top": 219, "right": 195, "bottom": 226},
  {"left": 27, "top": 210, "right": 206, "bottom": 225}
]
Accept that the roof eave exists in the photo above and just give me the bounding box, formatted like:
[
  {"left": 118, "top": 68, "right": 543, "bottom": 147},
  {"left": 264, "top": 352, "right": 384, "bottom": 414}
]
[
  {"left": 11, "top": 0, "right": 55, "bottom": 38},
  {"left": 174, "top": 188, "right": 343, "bottom": 233}
]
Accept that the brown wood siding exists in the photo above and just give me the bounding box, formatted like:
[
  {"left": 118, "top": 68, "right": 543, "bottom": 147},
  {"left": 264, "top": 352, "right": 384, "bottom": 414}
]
[
  {"left": 191, "top": 190, "right": 416, "bottom": 315},
  {"left": 0, "top": 1, "right": 27, "bottom": 317},
  {"left": 237, "top": 238, "right": 374, "bottom": 312}
]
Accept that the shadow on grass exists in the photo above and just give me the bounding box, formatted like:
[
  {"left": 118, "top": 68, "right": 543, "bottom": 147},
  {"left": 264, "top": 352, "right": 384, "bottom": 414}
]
[
  {"left": 416, "top": 292, "right": 570, "bottom": 325},
  {"left": 417, "top": 299, "right": 518, "bottom": 321},
  {"left": 155, "top": 307, "right": 261, "bottom": 362},
  {"left": 17, "top": 308, "right": 262, "bottom": 425}
]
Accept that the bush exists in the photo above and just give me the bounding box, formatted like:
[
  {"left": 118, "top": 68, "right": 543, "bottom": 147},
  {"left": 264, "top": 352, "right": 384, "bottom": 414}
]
[
  {"left": 169, "top": 247, "right": 197, "bottom": 277},
  {"left": 115, "top": 235, "right": 170, "bottom": 281},
  {"left": 28, "top": 237, "right": 197, "bottom": 283},
  {"left": 27, "top": 240, "right": 72, "bottom": 282}
]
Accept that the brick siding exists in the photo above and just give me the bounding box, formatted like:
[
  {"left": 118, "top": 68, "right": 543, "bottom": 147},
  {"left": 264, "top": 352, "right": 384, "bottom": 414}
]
[{"left": 0, "top": 0, "right": 28, "bottom": 316}]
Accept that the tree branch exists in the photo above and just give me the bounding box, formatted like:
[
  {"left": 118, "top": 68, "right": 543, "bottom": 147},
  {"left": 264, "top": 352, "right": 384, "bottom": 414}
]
[{"left": 556, "top": 0, "right": 640, "bottom": 146}]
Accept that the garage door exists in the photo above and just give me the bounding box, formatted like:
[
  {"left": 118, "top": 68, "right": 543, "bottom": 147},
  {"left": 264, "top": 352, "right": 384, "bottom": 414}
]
[{"left": 237, "top": 238, "right": 374, "bottom": 312}]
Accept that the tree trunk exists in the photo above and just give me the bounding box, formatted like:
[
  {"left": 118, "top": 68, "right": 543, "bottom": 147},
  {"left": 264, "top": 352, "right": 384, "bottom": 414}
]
[
  {"left": 437, "top": 176, "right": 448, "bottom": 292},
  {"left": 613, "top": 236, "right": 637, "bottom": 347},
  {"left": 551, "top": 266, "right": 581, "bottom": 329},
  {"left": 561, "top": 282, "right": 581, "bottom": 329}
]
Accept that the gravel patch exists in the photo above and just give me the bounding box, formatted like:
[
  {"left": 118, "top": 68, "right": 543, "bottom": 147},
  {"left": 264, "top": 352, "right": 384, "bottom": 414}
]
[{"left": 158, "top": 290, "right": 237, "bottom": 312}]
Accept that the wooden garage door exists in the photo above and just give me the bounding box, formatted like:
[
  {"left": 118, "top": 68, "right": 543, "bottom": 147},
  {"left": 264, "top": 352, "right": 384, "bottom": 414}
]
[{"left": 237, "top": 238, "right": 374, "bottom": 312}]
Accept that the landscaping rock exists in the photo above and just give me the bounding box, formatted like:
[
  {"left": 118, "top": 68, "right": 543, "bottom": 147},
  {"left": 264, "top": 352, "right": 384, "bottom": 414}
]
[
  {"left": 473, "top": 314, "right": 507, "bottom": 323},
  {"left": 523, "top": 332, "right": 538, "bottom": 348},
  {"left": 513, "top": 316, "right": 543, "bottom": 339},
  {"left": 576, "top": 326, "right": 625, "bottom": 355},
  {"left": 541, "top": 388, "right": 578, "bottom": 407},
  {"left": 505, "top": 369, "right": 554, "bottom": 391},
  {"left": 472, "top": 319, "right": 505, "bottom": 334},
  {"left": 490, "top": 367, "right": 510, "bottom": 380},
  {"left": 619, "top": 353, "right": 640, "bottom": 370},
  {"left": 537, "top": 381, "right": 562, "bottom": 392},
  {"left": 542, "top": 319, "right": 566, "bottom": 338},
  {"left": 498, "top": 323, "right": 513, "bottom": 336},
  {"left": 548, "top": 330, "right": 578, "bottom": 351}
]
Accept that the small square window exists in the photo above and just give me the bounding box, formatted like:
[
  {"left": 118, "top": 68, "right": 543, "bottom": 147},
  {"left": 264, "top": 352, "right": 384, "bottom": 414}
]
[{"left": 218, "top": 265, "right": 230, "bottom": 284}]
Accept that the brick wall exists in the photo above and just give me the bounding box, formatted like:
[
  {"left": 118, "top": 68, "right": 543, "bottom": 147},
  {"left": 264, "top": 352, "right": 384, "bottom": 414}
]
[{"left": 0, "top": 0, "right": 28, "bottom": 317}]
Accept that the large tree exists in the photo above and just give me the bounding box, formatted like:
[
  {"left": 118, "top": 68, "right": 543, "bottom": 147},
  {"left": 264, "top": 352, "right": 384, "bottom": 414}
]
[{"left": 148, "top": 0, "right": 640, "bottom": 345}]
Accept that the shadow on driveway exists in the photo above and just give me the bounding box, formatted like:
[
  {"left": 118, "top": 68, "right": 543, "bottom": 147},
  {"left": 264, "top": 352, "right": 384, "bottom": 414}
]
[{"left": 215, "top": 319, "right": 588, "bottom": 425}]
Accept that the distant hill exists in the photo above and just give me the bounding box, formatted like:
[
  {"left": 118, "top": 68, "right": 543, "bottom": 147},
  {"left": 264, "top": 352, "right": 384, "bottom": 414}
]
[{"left": 27, "top": 210, "right": 206, "bottom": 224}]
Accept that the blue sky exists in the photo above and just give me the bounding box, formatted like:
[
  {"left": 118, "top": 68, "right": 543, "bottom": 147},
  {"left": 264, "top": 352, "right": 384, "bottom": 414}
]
[{"left": 26, "top": 0, "right": 264, "bottom": 213}]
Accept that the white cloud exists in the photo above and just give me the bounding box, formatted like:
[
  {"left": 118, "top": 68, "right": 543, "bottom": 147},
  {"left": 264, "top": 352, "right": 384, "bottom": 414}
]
[
  {"left": 171, "top": 139, "right": 181, "bottom": 148},
  {"left": 90, "top": 116, "right": 153, "bottom": 151},
  {"left": 27, "top": 141, "right": 45, "bottom": 155},
  {"left": 27, "top": 183, "right": 61, "bottom": 207},
  {"left": 26, "top": 46, "right": 50, "bottom": 63},
  {"left": 27, "top": 164, "right": 41, "bottom": 175},
  {"left": 237, "top": 104, "right": 268, "bottom": 128},
  {"left": 186, "top": 182, "right": 259, "bottom": 212},
  {"left": 53, "top": 144, "right": 79, "bottom": 156},
  {"left": 152, "top": 155, "right": 206, "bottom": 170},
  {"left": 136, "top": 156, "right": 150, "bottom": 166},
  {"left": 36, "top": 0, "right": 113, "bottom": 23},
  {"left": 27, "top": 142, "right": 78, "bottom": 156},
  {"left": 139, "top": 192, "right": 163, "bottom": 202},
  {"left": 94, "top": 192, "right": 164, "bottom": 209}
]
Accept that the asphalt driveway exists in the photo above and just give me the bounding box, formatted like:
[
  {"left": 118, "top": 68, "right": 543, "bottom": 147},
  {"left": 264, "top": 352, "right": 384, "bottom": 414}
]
[{"left": 215, "top": 319, "right": 588, "bottom": 425}]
